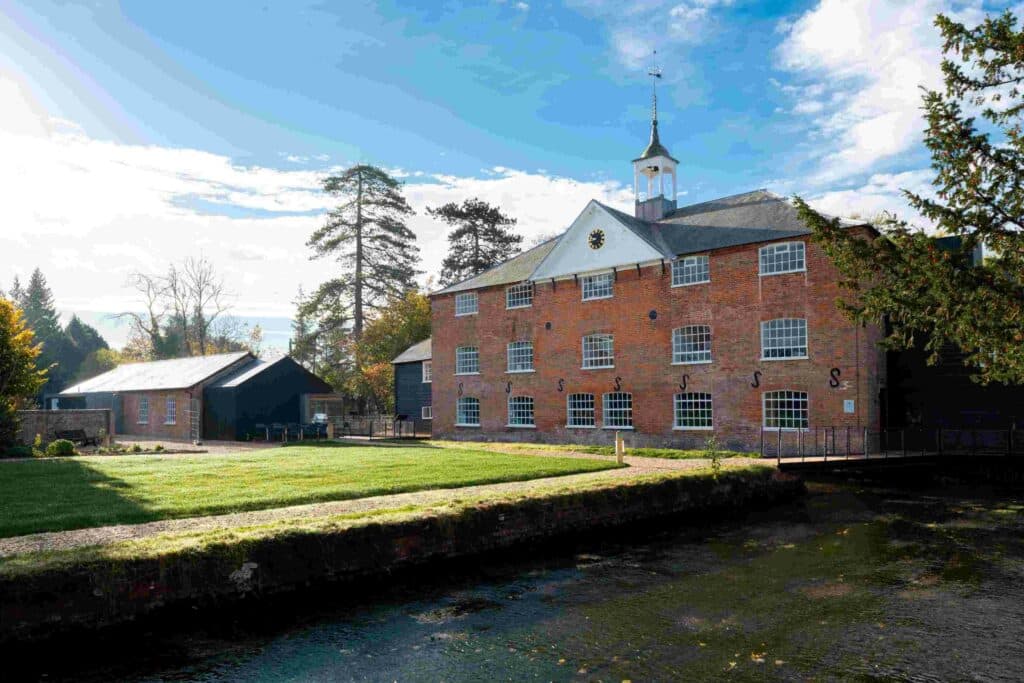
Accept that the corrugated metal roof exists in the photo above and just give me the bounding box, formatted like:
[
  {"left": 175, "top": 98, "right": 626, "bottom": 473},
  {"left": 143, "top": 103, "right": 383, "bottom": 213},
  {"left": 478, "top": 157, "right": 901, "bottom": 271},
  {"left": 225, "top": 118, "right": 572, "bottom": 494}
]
[
  {"left": 59, "top": 352, "right": 252, "bottom": 395},
  {"left": 432, "top": 237, "right": 559, "bottom": 295},
  {"left": 393, "top": 338, "right": 431, "bottom": 363}
]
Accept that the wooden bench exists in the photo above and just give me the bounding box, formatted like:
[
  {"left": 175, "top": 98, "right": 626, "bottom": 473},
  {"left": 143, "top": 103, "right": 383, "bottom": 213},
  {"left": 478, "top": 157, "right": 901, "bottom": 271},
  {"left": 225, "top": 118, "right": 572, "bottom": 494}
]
[{"left": 54, "top": 429, "right": 100, "bottom": 447}]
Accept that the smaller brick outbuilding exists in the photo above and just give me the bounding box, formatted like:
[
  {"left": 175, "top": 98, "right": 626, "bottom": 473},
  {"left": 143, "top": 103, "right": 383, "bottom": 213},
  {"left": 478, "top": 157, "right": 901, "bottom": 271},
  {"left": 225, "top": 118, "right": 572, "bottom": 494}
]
[{"left": 56, "top": 352, "right": 331, "bottom": 442}]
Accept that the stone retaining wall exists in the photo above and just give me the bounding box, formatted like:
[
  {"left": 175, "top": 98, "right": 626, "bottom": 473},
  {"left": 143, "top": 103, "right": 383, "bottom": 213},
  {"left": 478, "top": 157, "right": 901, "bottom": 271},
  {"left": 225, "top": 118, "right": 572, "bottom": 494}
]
[
  {"left": 16, "top": 410, "right": 113, "bottom": 445},
  {"left": 0, "top": 468, "right": 803, "bottom": 643}
]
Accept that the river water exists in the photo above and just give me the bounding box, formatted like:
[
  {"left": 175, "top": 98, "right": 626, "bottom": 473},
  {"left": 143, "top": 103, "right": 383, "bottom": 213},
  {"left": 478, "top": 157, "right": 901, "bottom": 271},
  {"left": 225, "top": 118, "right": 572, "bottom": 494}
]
[{"left": 20, "top": 477, "right": 1024, "bottom": 682}]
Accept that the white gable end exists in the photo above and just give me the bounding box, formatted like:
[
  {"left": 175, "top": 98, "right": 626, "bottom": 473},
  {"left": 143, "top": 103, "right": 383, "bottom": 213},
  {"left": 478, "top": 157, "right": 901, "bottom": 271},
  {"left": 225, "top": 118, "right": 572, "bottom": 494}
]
[{"left": 529, "top": 201, "right": 664, "bottom": 281}]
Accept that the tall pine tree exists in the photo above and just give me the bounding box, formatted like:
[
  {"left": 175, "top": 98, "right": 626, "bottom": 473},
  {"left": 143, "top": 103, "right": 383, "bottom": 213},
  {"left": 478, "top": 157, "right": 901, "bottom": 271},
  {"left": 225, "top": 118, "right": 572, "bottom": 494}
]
[
  {"left": 795, "top": 10, "right": 1024, "bottom": 384},
  {"left": 20, "top": 269, "right": 65, "bottom": 402},
  {"left": 305, "top": 165, "right": 420, "bottom": 339},
  {"left": 428, "top": 198, "right": 522, "bottom": 286}
]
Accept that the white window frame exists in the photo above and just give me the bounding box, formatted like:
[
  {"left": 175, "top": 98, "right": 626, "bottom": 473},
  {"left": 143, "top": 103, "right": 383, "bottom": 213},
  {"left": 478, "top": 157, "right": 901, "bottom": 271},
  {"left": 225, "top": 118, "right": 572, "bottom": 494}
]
[
  {"left": 507, "top": 395, "right": 536, "bottom": 428},
  {"left": 566, "top": 393, "right": 596, "bottom": 428},
  {"left": 671, "top": 254, "right": 710, "bottom": 287},
  {"left": 582, "top": 333, "right": 614, "bottom": 369},
  {"left": 672, "top": 325, "right": 712, "bottom": 364},
  {"left": 422, "top": 361, "right": 432, "bottom": 383},
  {"left": 505, "top": 282, "right": 534, "bottom": 309},
  {"left": 673, "top": 392, "right": 713, "bottom": 430},
  {"left": 759, "top": 241, "right": 806, "bottom": 276},
  {"left": 421, "top": 405, "right": 432, "bottom": 420},
  {"left": 581, "top": 272, "right": 614, "bottom": 301},
  {"left": 454, "top": 292, "right": 478, "bottom": 316},
  {"left": 164, "top": 396, "right": 177, "bottom": 425},
  {"left": 761, "top": 318, "right": 809, "bottom": 360},
  {"left": 602, "top": 392, "right": 633, "bottom": 429},
  {"left": 137, "top": 396, "right": 149, "bottom": 425},
  {"left": 762, "top": 390, "right": 809, "bottom": 431},
  {"left": 506, "top": 341, "right": 534, "bottom": 373},
  {"left": 456, "top": 397, "right": 480, "bottom": 427},
  {"left": 455, "top": 346, "right": 480, "bottom": 375}
]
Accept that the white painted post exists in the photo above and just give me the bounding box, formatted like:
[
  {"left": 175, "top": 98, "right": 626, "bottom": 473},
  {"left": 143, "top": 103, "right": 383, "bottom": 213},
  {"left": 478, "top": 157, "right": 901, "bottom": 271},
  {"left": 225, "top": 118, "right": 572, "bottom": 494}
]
[{"left": 615, "top": 431, "right": 624, "bottom": 465}]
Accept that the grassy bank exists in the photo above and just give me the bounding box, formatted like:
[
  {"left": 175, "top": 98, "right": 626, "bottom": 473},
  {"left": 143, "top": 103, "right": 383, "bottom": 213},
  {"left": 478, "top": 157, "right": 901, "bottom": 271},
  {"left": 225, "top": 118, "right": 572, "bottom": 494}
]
[
  {"left": 433, "top": 440, "right": 756, "bottom": 459},
  {"left": 0, "top": 464, "right": 777, "bottom": 580},
  {"left": 0, "top": 443, "right": 619, "bottom": 538}
]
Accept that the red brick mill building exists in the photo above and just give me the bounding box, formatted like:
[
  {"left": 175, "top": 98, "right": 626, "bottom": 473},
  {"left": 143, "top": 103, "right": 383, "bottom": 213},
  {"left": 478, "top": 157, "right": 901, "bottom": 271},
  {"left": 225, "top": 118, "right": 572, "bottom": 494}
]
[{"left": 426, "top": 117, "right": 885, "bottom": 454}]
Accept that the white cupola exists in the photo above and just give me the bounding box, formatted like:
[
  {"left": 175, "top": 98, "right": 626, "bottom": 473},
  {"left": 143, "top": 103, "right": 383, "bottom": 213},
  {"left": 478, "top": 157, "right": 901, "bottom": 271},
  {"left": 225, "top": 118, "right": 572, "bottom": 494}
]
[{"left": 633, "top": 56, "right": 678, "bottom": 221}]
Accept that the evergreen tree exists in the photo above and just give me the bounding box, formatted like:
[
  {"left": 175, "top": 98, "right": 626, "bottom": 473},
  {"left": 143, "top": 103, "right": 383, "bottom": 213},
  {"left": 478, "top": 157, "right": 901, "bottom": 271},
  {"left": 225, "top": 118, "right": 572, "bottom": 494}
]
[
  {"left": 428, "top": 198, "right": 522, "bottom": 286},
  {"left": 290, "top": 286, "right": 317, "bottom": 371},
  {"left": 64, "top": 315, "right": 109, "bottom": 375},
  {"left": 20, "top": 269, "right": 65, "bottom": 401},
  {"left": 305, "top": 165, "right": 420, "bottom": 339},
  {"left": 0, "top": 298, "right": 46, "bottom": 447},
  {"left": 795, "top": 10, "right": 1024, "bottom": 384},
  {"left": 7, "top": 276, "right": 26, "bottom": 309}
]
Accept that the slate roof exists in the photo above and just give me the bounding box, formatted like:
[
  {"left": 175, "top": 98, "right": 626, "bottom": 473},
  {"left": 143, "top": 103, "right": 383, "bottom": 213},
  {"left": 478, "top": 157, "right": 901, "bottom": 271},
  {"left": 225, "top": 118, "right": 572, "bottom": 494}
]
[
  {"left": 59, "top": 352, "right": 252, "bottom": 395},
  {"left": 210, "top": 355, "right": 284, "bottom": 388},
  {"left": 393, "top": 338, "right": 432, "bottom": 364},
  {"left": 433, "top": 237, "right": 559, "bottom": 295},
  {"left": 429, "top": 190, "right": 868, "bottom": 296}
]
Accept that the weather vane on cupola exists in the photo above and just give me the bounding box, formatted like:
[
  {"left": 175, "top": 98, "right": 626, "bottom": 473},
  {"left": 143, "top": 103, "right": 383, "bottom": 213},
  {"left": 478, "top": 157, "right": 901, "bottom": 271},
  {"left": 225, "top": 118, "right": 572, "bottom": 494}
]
[
  {"left": 649, "top": 49, "right": 662, "bottom": 123},
  {"left": 633, "top": 50, "right": 679, "bottom": 221}
]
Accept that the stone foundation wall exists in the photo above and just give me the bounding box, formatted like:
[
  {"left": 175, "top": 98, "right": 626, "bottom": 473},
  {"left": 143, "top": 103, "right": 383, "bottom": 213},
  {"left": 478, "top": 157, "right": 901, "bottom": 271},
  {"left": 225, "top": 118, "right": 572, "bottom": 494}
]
[{"left": 16, "top": 410, "right": 112, "bottom": 445}]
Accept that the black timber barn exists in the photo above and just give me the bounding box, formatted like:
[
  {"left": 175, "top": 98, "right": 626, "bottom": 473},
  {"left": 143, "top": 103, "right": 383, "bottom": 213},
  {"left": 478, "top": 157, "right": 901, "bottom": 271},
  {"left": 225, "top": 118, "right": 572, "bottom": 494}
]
[
  {"left": 393, "top": 339, "right": 432, "bottom": 435},
  {"left": 203, "top": 355, "right": 333, "bottom": 440}
]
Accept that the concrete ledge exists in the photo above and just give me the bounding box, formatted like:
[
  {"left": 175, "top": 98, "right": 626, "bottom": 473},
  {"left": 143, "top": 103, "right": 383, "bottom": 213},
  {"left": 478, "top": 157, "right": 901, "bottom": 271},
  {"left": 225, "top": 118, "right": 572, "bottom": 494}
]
[{"left": 0, "top": 467, "right": 802, "bottom": 643}]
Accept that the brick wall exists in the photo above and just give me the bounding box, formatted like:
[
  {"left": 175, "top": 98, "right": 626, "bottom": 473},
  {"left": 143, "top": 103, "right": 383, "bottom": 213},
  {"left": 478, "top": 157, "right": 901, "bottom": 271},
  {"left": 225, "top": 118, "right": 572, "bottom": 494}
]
[
  {"left": 17, "top": 409, "right": 112, "bottom": 445},
  {"left": 119, "top": 390, "right": 194, "bottom": 441},
  {"left": 430, "top": 232, "right": 885, "bottom": 453}
]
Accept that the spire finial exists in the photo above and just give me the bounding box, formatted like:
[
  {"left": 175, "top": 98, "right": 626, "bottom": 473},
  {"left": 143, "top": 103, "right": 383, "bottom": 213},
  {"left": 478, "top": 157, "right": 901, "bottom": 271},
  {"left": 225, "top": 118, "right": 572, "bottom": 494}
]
[{"left": 648, "top": 49, "right": 662, "bottom": 124}]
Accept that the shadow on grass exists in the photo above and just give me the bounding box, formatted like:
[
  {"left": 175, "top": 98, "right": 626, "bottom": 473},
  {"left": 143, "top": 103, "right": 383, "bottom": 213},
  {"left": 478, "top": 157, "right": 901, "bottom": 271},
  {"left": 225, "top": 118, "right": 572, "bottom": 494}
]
[{"left": 0, "top": 458, "right": 156, "bottom": 538}]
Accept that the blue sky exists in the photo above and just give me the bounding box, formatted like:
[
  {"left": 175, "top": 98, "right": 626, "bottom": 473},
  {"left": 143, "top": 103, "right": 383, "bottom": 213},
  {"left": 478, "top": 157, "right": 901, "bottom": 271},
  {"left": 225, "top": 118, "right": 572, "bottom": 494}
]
[{"left": 0, "top": 0, "right": 1015, "bottom": 348}]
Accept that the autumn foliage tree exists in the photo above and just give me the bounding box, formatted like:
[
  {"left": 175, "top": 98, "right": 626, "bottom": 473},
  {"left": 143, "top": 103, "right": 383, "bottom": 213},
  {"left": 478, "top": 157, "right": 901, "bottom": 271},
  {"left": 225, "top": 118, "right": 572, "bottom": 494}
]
[
  {"left": 795, "top": 10, "right": 1024, "bottom": 384},
  {"left": 349, "top": 290, "right": 431, "bottom": 412},
  {"left": 0, "top": 298, "right": 47, "bottom": 448}
]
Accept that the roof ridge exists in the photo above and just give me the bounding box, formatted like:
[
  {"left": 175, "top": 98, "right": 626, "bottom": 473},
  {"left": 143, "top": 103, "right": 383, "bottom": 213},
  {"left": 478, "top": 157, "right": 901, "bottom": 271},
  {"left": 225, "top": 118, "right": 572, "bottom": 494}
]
[
  {"left": 114, "top": 350, "right": 250, "bottom": 366},
  {"left": 432, "top": 233, "right": 564, "bottom": 295},
  {"left": 671, "top": 188, "right": 773, "bottom": 214}
]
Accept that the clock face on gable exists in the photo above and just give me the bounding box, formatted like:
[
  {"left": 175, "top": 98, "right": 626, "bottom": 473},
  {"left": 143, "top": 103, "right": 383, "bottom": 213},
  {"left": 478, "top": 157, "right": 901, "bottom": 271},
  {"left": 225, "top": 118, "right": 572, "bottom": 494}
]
[{"left": 588, "top": 229, "right": 606, "bottom": 250}]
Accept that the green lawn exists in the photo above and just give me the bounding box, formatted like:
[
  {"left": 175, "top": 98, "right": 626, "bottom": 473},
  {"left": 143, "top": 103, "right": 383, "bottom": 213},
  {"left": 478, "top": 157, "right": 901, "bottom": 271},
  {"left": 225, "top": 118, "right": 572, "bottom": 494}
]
[
  {"left": 0, "top": 443, "right": 619, "bottom": 538},
  {"left": 433, "top": 440, "right": 756, "bottom": 459}
]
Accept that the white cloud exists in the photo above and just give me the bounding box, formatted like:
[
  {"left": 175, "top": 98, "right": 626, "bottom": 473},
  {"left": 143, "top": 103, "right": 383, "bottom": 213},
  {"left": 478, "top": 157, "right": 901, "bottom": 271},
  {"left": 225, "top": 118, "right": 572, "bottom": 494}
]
[
  {"left": 0, "top": 74, "right": 632, "bottom": 348},
  {"left": 570, "top": 0, "right": 735, "bottom": 68},
  {"left": 809, "top": 168, "right": 935, "bottom": 225},
  {"left": 775, "top": 0, "right": 989, "bottom": 184}
]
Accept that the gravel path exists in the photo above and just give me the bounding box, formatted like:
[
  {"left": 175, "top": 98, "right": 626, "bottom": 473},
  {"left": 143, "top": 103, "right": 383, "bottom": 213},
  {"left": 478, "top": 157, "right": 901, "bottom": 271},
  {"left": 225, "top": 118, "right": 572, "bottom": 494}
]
[{"left": 0, "top": 453, "right": 764, "bottom": 558}]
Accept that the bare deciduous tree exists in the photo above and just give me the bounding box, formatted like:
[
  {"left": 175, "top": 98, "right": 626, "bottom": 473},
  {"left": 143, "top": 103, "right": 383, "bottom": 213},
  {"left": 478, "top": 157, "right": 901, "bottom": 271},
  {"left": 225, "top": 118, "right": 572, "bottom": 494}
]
[{"left": 119, "top": 256, "right": 235, "bottom": 359}]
